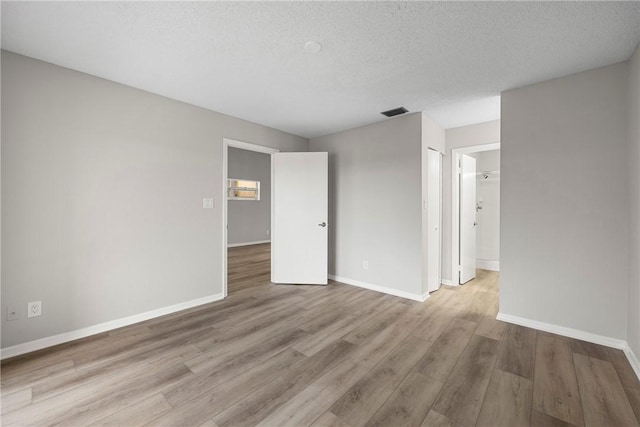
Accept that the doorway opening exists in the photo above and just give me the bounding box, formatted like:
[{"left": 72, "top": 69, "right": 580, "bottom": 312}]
[
  {"left": 222, "top": 138, "right": 279, "bottom": 297},
  {"left": 451, "top": 143, "right": 500, "bottom": 285}
]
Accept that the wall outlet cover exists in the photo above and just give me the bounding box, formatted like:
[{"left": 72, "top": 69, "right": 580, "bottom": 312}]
[
  {"left": 28, "top": 301, "right": 42, "bottom": 318},
  {"left": 203, "top": 198, "right": 214, "bottom": 209}
]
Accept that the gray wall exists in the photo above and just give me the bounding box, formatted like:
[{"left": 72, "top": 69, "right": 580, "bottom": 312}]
[
  {"left": 442, "top": 120, "right": 500, "bottom": 283},
  {"left": 309, "top": 113, "right": 424, "bottom": 297},
  {"left": 227, "top": 147, "right": 271, "bottom": 245},
  {"left": 1, "top": 51, "right": 308, "bottom": 349},
  {"left": 628, "top": 43, "right": 640, "bottom": 358},
  {"left": 501, "top": 62, "right": 629, "bottom": 340}
]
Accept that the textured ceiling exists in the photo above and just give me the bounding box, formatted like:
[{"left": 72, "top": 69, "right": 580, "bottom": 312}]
[{"left": 2, "top": 2, "right": 640, "bottom": 138}]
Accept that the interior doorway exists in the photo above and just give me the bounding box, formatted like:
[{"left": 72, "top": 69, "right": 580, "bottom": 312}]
[
  {"left": 451, "top": 143, "right": 501, "bottom": 285},
  {"left": 222, "top": 138, "right": 279, "bottom": 296}
]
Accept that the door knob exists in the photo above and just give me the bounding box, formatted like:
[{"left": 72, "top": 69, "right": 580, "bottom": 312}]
[{"left": 318, "top": 222, "right": 327, "bottom": 227}]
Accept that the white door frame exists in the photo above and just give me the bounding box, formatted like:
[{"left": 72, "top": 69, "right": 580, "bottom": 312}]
[
  {"left": 222, "top": 138, "right": 279, "bottom": 297},
  {"left": 450, "top": 142, "right": 500, "bottom": 285}
]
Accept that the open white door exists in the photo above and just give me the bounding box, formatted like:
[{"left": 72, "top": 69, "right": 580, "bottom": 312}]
[
  {"left": 272, "top": 152, "right": 328, "bottom": 285},
  {"left": 460, "top": 154, "right": 476, "bottom": 284},
  {"left": 427, "top": 149, "right": 442, "bottom": 293}
]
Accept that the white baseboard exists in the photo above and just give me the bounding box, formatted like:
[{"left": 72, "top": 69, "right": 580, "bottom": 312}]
[
  {"left": 329, "top": 275, "right": 428, "bottom": 302},
  {"left": 227, "top": 240, "right": 270, "bottom": 248},
  {"left": 441, "top": 279, "right": 456, "bottom": 286},
  {"left": 622, "top": 343, "right": 640, "bottom": 382},
  {"left": 0, "top": 293, "right": 224, "bottom": 360},
  {"left": 496, "top": 312, "right": 640, "bottom": 382},
  {"left": 476, "top": 259, "right": 500, "bottom": 271},
  {"left": 496, "top": 312, "right": 627, "bottom": 349}
]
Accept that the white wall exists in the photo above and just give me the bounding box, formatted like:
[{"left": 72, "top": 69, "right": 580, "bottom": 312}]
[
  {"left": 500, "top": 62, "right": 629, "bottom": 341},
  {"left": 442, "top": 120, "right": 500, "bottom": 283},
  {"left": 309, "top": 113, "right": 425, "bottom": 299},
  {"left": 476, "top": 150, "right": 500, "bottom": 267},
  {"left": 1, "top": 51, "right": 308, "bottom": 350},
  {"left": 227, "top": 147, "right": 271, "bottom": 245},
  {"left": 628, "top": 43, "right": 640, "bottom": 360}
]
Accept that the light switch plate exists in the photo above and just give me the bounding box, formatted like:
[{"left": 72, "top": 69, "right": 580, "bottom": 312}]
[{"left": 203, "top": 198, "right": 214, "bottom": 209}]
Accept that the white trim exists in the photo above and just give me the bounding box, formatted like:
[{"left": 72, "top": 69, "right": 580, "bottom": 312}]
[
  {"left": 476, "top": 259, "right": 500, "bottom": 271},
  {"left": 441, "top": 279, "right": 456, "bottom": 286},
  {"left": 222, "top": 138, "right": 280, "bottom": 298},
  {"left": 329, "top": 274, "right": 428, "bottom": 302},
  {"left": 227, "top": 240, "right": 271, "bottom": 248},
  {"left": 224, "top": 139, "right": 279, "bottom": 154},
  {"left": 622, "top": 343, "right": 640, "bottom": 382},
  {"left": 0, "top": 293, "right": 224, "bottom": 360},
  {"left": 450, "top": 142, "right": 500, "bottom": 286},
  {"left": 496, "top": 312, "right": 627, "bottom": 349}
]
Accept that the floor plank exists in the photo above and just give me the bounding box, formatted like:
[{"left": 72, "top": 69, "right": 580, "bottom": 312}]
[
  {"left": 625, "top": 386, "right": 640, "bottom": 424},
  {"left": 476, "top": 369, "right": 532, "bottom": 427},
  {"left": 475, "top": 315, "right": 509, "bottom": 341},
  {"left": 0, "top": 388, "right": 32, "bottom": 415},
  {"left": 150, "top": 348, "right": 308, "bottom": 426},
  {"left": 212, "top": 340, "right": 355, "bottom": 427},
  {"left": 329, "top": 335, "right": 430, "bottom": 427},
  {"left": 414, "top": 317, "right": 477, "bottom": 382},
  {"left": 573, "top": 353, "right": 639, "bottom": 427},
  {"left": 347, "top": 312, "right": 424, "bottom": 369},
  {"left": 310, "top": 411, "right": 352, "bottom": 427},
  {"left": 532, "top": 334, "right": 584, "bottom": 426},
  {"left": 431, "top": 334, "right": 501, "bottom": 426},
  {"left": 89, "top": 393, "right": 172, "bottom": 427},
  {"left": 420, "top": 410, "right": 453, "bottom": 427},
  {"left": 607, "top": 348, "right": 640, "bottom": 389},
  {"left": 496, "top": 324, "right": 536, "bottom": 379},
  {"left": 366, "top": 371, "right": 442, "bottom": 427},
  {"left": 531, "top": 409, "right": 579, "bottom": 427},
  {"left": 570, "top": 340, "right": 611, "bottom": 362},
  {"left": 164, "top": 347, "right": 306, "bottom": 408},
  {"left": 254, "top": 358, "right": 368, "bottom": 427}
]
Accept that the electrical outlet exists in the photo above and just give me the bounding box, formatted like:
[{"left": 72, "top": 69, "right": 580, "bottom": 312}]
[
  {"left": 27, "top": 301, "right": 42, "bottom": 318},
  {"left": 363, "top": 260, "right": 369, "bottom": 270},
  {"left": 6, "top": 306, "right": 19, "bottom": 321}
]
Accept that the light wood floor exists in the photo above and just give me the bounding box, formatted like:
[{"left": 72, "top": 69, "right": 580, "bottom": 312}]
[{"left": 2, "top": 243, "right": 639, "bottom": 426}]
